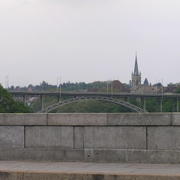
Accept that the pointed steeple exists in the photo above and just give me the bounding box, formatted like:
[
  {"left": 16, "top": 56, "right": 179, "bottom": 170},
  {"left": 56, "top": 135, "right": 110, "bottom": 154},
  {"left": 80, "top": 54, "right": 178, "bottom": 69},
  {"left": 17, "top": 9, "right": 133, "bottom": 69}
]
[
  {"left": 134, "top": 54, "right": 139, "bottom": 76},
  {"left": 131, "top": 53, "right": 142, "bottom": 89}
]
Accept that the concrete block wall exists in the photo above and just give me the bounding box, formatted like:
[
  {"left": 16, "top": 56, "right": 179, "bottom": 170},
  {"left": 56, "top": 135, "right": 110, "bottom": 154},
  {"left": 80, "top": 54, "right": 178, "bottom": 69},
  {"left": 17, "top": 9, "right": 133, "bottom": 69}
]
[{"left": 0, "top": 113, "right": 180, "bottom": 163}]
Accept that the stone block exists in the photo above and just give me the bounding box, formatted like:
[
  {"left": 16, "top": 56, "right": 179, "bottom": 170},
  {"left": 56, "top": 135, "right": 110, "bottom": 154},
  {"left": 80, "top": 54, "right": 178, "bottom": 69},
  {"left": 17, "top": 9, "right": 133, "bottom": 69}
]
[
  {"left": 107, "top": 113, "right": 171, "bottom": 126},
  {"left": 25, "top": 126, "right": 73, "bottom": 148},
  {"left": 84, "top": 149, "right": 127, "bottom": 162},
  {"left": 125, "top": 149, "right": 180, "bottom": 164},
  {"left": 1, "top": 147, "right": 180, "bottom": 163},
  {"left": 172, "top": 113, "right": 180, "bottom": 125},
  {"left": 48, "top": 113, "right": 107, "bottom": 126},
  {"left": 65, "top": 149, "right": 84, "bottom": 161},
  {"left": 0, "top": 126, "right": 24, "bottom": 148},
  {"left": 74, "top": 127, "right": 84, "bottom": 149},
  {"left": 0, "top": 148, "right": 84, "bottom": 162},
  {"left": 84, "top": 149, "right": 180, "bottom": 163},
  {"left": 84, "top": 127, "right": 146, "bottom": 149},
  {"left": 148, "top": 127, "right": 180, "bottom": 150},
  {"left": 0, "top": 114, "right": 47, "bottom": 125}
]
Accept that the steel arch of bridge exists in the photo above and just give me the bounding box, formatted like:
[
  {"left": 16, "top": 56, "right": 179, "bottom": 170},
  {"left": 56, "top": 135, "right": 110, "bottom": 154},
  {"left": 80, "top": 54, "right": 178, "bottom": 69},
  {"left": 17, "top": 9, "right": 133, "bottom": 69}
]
[{"left": 40, "top": 96, "right": 147, "bottom": 113}]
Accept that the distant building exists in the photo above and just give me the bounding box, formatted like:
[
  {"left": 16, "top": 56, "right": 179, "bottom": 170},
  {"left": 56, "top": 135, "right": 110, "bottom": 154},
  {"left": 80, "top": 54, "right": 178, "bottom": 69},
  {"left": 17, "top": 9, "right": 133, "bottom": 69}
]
[
  {"left": 143, "top": 78, "right": 149, "bottom": 86},
  {"left": 165, "top": 83, "right": 180, "bottom": 93},
  {"left": 112, "top": 80, "right": 130, "bottom": 93},
  {"left": 131, "top": 55, "right": 141, "bottom": 88},
  {"left": 130, "top": 55, "right": 161, "bottom": 94}
]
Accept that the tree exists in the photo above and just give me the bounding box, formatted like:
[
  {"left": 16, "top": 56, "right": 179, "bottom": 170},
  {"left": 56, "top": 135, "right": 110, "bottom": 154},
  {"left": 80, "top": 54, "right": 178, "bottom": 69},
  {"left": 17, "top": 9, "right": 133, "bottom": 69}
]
[
  {"left": 0, "top": 85, "right": 31, "bottom": 113},
  {"left": 176, "top": 87, "right": 180, "bottom": 93}
]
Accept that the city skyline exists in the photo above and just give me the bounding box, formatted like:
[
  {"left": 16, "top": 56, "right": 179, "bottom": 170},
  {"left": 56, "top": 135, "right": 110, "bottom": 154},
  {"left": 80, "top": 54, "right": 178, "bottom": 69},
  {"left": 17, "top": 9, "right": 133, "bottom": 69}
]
[
  {"left": 0, "top": 54, "right": 178, "bottom": 87},
  {"left": 1, "top": 0, "right": 180, "bottom": 86}
]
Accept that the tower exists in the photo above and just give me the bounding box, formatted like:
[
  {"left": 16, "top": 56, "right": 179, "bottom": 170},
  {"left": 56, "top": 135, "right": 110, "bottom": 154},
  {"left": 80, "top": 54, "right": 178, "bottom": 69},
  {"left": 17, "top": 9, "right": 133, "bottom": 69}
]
[{"left": 131, "top": 55, "right": 141, "bottom": 88}]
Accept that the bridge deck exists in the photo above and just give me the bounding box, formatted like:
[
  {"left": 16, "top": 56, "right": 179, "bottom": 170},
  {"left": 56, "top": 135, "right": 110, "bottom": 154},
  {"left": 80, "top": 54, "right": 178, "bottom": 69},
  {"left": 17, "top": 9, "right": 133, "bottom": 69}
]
[{"left": 1, "top": 161, "right": 180, "bottom": 179}]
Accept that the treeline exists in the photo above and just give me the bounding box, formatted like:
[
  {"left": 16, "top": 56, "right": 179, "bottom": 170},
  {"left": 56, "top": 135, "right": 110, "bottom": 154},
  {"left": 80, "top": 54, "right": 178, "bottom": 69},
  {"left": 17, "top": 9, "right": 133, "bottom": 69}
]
[
  {"left": 8, "top": 80, "right": 180, "bottom": 93},
  {"left": 9, "top": 80, "right": 130, "bottom": 93}
]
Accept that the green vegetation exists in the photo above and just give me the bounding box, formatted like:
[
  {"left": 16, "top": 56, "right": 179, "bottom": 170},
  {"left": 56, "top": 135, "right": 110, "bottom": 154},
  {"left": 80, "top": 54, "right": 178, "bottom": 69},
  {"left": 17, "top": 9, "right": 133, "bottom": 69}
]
[
  {"left": 29, "top": 96, "right": 180, "bottom": 113},
  {"left": 128, "top": 97, "right": 179, "bottom": 112},
  {"left": 52, "top": 100, "right": 131, "bottom": 113},
  {"left": 145, "top": 98, "right": 160, "bottom": 112},
  {"left": 0, "top": 85, "right": 31, "bottom": 113},
  {"left": 176, "top": 87, "right": 180, "bottom": 93},
  {"left": 143, "top": 97, "right": 178, "bottom": 112},
  {"left": 9, "top": 80, "right": 129, "bottom": 93},
  {"left": 30, "top": 96, "right": 58, "bottom": 112}
]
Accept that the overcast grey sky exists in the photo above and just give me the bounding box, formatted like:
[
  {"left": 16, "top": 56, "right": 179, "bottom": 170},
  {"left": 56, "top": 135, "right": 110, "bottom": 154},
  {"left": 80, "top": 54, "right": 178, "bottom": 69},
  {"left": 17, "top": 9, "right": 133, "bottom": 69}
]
[{"left": 0, "top": 0, "right": 180, "bottom": 86}]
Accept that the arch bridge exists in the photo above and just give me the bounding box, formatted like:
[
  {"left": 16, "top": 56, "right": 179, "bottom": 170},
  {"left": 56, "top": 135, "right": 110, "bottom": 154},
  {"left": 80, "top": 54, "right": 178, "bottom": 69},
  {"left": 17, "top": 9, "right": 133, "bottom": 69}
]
[
  {"left": 9, "top": 91, "right": 180, "bottom": 113},
  {"left": 40, "top": 96, "right": 146, "bottom": 113}
]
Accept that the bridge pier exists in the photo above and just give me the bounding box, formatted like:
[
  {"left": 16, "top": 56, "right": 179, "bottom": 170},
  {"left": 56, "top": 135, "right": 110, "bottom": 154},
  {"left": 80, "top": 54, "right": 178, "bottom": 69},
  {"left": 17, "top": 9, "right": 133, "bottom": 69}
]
[
  {"left": 125, "top": 97, "right": 130, "bottom": 103},
  {"left": 23, "top": 95, "right": 27, "bottom": 105},
  {"left": 57, "top": 95, "right": 60, "bottom": 103},
  {"left": 177, "top": 97, "right": 179, "bottom": 112},
  {"left": 57, "top": 94, "right": 62, "bottom": 102},
  {"left": 143, "top": 98, "right": 146, "bottom": 111},
  {"left": 40, "top": 95, "right": 44, "bottom": 111},
  {"left": 160, "top": 98, "right": 163, "bottom": 112}
]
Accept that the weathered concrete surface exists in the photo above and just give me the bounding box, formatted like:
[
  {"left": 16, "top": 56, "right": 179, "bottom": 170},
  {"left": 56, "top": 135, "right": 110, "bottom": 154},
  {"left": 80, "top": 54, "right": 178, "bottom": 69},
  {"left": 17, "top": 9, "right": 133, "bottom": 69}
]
[
  {"left": 1, "top": 161, "right": 180, "bottom": 180},
  {"left": 0, "top": 113, "right": 177, "bottom": 126},
  {"left": 74, "top": 126, "right": 146, "bottom": 150},
  {"left": 107, "top": 113, "right": 172, "bottom": 126},
  {"left": 25, "top": 126, "right": 73, "bottom": 148},
  {"left": 148, "top": 127, "right": 180, "bottom": 150},
  {"left": 1, "top": 149, "right": 180, "bottom": 163},
  {"left": 0, "top": 113, "right": 47, "bottom": 125},
  {"left": 172, "top": 113, "right": 180, "bottom": 125},
  {"left": 0, "top": 113, "right": 180, "bottom": 163},
  {"left": 0, "top": 127, "right": 24, "bottom": 148},
  {"left": 48, "top": 113, "right": 107, "bottom": 125},
  {"left": 83, "top": 127, "right": 146, "bottom": 149}
]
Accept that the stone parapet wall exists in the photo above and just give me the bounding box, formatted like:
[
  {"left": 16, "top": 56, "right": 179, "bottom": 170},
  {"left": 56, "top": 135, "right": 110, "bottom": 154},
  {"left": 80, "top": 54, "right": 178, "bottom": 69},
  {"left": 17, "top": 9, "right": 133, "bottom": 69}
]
[{"left": 0, "top": 113, "right": 180, "bottom": 163}]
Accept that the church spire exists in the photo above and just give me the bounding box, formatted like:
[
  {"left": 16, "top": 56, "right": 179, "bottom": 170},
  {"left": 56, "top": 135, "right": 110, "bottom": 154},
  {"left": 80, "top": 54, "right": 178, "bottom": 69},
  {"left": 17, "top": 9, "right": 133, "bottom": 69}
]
[
  {"left": 131, "top": 53, "right": 141, "bottom": 89},
  {"left": 134, "top": 54, "right": 139, "bottom": 76}
]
